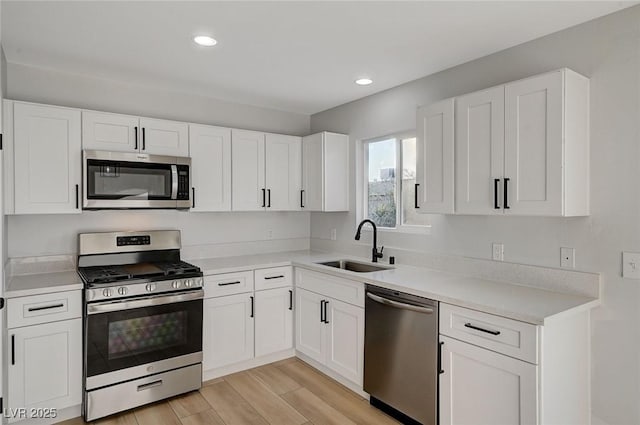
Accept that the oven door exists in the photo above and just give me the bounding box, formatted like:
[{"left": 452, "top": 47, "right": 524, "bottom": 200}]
[
  {"left": 83, "top": 150, "right": 191, "bottom": 209},
  {"left": 85, "top": 290, "right": 203, "bottom": 389}
]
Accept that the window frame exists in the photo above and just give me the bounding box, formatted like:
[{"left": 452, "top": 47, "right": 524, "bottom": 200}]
[{"left": 358, "top": 131, "right": 431, "bottom": 235}]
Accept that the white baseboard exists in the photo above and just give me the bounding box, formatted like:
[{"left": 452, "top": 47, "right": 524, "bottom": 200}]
[
  {"left": 295, "top": 351, "right": 369, "bottom": 399},
  {"left": 202, "top": 349, "right": 295, "bottom": 382}
]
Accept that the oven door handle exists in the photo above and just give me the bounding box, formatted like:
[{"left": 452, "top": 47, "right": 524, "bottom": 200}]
[
  {"left": 171, "top": 165, "right": 178, "bottom": 200},
  {"left": 87, "top": 289, "right": 203, "bottom": 315}
]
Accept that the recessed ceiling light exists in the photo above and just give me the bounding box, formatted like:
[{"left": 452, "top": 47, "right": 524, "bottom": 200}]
[
  {"left": 355, "top": 78, "right": 373, "bottom": 86},
  {"left": 194, "top": 35, "right": 217, "bottom": 47}
]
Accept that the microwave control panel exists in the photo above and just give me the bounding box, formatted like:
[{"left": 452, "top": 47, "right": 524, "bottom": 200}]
[{"left": 177, "top": 165, "right": 190, "bottom": 200}]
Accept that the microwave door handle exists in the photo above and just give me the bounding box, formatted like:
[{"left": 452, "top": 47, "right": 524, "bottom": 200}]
[{"left": 171, "top": 165, "right": 178, "bottom": 200}]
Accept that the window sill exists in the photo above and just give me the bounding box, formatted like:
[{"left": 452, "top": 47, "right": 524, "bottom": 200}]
[{"left": 359, "top": 224, "right": 431, "bottom": 236}]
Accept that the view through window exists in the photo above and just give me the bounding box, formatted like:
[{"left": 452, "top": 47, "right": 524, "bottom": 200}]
[{"left": 365, "top": 136, "right": 429, "bottom": 229}]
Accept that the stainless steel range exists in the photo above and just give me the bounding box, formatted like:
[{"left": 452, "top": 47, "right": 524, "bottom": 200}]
[{"left": 78, "top": 230, "right": 204, "bottom": 422}]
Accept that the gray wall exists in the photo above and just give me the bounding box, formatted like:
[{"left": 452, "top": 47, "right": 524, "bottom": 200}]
[
  {"left": 310, "top": 7, "right": 640, "bottom": 425},
  {"left": 4, "top": 61, "right": 312, "bottom": 258}
]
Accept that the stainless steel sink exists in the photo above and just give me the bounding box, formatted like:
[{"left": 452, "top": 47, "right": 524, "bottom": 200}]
[{"left": 316, "top": 260, "right": 393, "bottom": 273}]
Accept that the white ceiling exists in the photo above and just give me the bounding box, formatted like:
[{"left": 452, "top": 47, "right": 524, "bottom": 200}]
[{"left": 1, "top": 1, "right": 636, "bottom": 114}]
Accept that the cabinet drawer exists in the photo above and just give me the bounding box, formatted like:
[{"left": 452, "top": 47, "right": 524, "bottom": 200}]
[
  {"left": 255, "top": 266, "right": 292, "bottom": 290},
  {"left": 295, "top": 268, "right": 364, "bottom": 307},
  {"left": 8, "top": 290, "right": 82, "bottom": 328},
  {"left": 204, "top": 271, "right": 254, "bottom": 298},
  {"left": 439, "top": 303, "right": 539, "bottom": 364}
]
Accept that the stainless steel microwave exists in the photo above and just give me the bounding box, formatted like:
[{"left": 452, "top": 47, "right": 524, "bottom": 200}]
[{"left": 83, "top": 150, "right": 191, "bottom": 209}]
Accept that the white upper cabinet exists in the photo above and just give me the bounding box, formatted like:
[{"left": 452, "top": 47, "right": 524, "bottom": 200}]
[
  {"left": 416, "top": 98, "right": 455, "bottom": 214},
  {"left": 232, "top": 129, "right": 266, "bottom": 211},
  {"left": 13, "top": 102, "right": 82, "bottom": 214},
  {"left": 82, "top": 111, "right": 188, "bottom": 156},
  {"left": 189, "top": 124, "right": 232, "bottom": 212},
  {"left": 455, "top": 87, "right": 505, "bottom": 215},
  {"left": 301, "top": 132, "right": 349, "bottom": 211},
  {"left": 265, "top": 134, "right": 302, "bottom": 211}
]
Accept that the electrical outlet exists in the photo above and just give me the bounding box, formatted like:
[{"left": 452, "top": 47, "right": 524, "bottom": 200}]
[
  {"left": 560, "top": 247, "right": 575, "bottom": 269},
  {"left": 267, "top": 230, "right": 273, "bottom": 239},
  {"left": 622, "top": 252, "right": 640, "bottom": 279},
  {"left": 492, "top": 243, "right": 504, "bottom": 261},
  {"left": 330, "top": 228, "right": 337, "bottom": 241}
]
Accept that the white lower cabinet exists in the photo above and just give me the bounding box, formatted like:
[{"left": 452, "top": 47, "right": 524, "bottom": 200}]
[
  {"left": 295, "top": 286, "right": 364, "bottom": 386},
  {"left": 8, "top": 318, "right": 82, "bottom": 422},
  {"left": 255, "top": 287, "right": 294, "bottom": 357},
  {"left": 439, "top": 335, "right": 538, "bottom": 425},
  {"left": 203, "top": 293, "right": 255, "bottom": 370}
]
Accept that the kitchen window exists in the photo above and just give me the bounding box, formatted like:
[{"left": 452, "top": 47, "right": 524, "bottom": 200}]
[{"left": 361, "top": 134, "right": 430, "bottom": 231}]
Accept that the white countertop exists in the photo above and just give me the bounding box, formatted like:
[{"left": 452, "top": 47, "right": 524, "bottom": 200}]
[
  {"left": 5, "top": 270, "right": 83, "bottom": 298},
  {"left": 190, "top": 250, "right": 599, "bottom": 325}
]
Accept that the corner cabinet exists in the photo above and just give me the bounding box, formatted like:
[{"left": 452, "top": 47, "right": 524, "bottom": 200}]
[
  {"left": 189, "top": 124, "right": 232, "bottom": 212},
  {"left": 301, "top": 132, "right": 349, "bottom": 211},
  {"left": 6, "top": 101, "right": 82, "bottom": 215}
]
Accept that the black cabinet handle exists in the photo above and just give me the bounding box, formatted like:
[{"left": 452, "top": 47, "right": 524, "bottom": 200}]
[
  {"left": 438, "top": 341, "right": 444, "bottom": 374},
  {"left": 192, "top": 187, "right": 195, "bottom": 208},
  {"left": 261, "top": 189, "right": 266, "bottom": 207},
  {"left": 464, "top": 322, "right": 501, "bottom": 336},
  {"left": 75, "top": 184, "right": 79, "bottom": 209},
  {"left": 142, "top": 127, "right": 146, "bottom": 150},
  {"left": 494, "top": 178, "right": 500, "bottom": 209},
  {"left": 323, "top": 300, "right": 329, "bottom": 324},
  {"left": 218, "top": 281, "right": 241, "bottom": 286},
  {"left": 264, "top": 275, "right": 284, "bottom": 280},
  {"left": 288, "top": 290, "right": 293, "bottom": 310},
  {"left": 503, "top": 178, "right": 510, "bottom": 209},
  {"left": 250, "top": 296, "right": 254, "bottom": 318},
  {"left": 11, "top": 335, "right": 15, "bottom": 365},
  {"left": 320, "top": 300, "right": 325, "bottom": 322},
  {"left": 134, "top": 126, "right": 138, "bottom": 150},
  {"left": 301, "top": 190, "right": 305, "bottom": 208},
  {"left": 267, "top": 189, "right": 271, "bottom": 208},
  {"left": 27, "top": 303, "right": 64, "bottom": 312},
  {"left": 414, "top": 183, "right": 420, "bottom": 208}
]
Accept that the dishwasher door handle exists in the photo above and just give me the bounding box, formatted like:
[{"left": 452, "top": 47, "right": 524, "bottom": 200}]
[{"left": 366, "top": 292, "right": 434, "bottom": 314}]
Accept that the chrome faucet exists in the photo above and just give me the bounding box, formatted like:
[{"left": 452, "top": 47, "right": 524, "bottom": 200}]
[{"left": 355, "top": 219, "right": 384, "bottom": 263}]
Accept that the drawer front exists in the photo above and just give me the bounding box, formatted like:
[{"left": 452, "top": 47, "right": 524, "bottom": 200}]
[
  {"left": 204, "top": 270, "right": 254, "bottom": 298},
  {"left": 295, "top": 268, "right": 364, "bottom": 307},
  {"left": 8, "top": 290, "right": 82, "bottom": 328},
  {"left": 255, "top": 266, "right": 292, "bottom": 291},
  {"left": 439, "top": 303, "right": 539, "bottom": 364}
]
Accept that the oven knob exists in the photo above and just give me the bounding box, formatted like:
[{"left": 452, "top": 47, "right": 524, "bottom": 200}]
[
  {"left": 102, "top": 288, "right": 113, "bottom": 297},
  {"left": 185, "top": 279, "right": 193, "bottom": 288},
  {"left": 145, "top": 283, "right": 156, "bottom": 292},
  {"left": 172, "top": 280, "right": 181, "bottom": 289},
  {"left": 117, "top": 287, "right": 128, "bottom": 296}
]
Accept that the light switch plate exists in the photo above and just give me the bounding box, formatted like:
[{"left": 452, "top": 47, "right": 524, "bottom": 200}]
[
  {"left": 560, "top": 247, "right": 575, "bottom": 269},
  {"left": 622, "top": 252, "right": 640, "bottom": 279},
  {"left": 492, "top": 243, "right": 504, "bottom": 261}
]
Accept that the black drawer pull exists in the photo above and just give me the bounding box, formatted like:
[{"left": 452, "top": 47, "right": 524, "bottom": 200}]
[
  {"left": 503, "top": 178, "right": 510, "bottom": 209},
  {"left": 267, "top": 189, "right": 271, "bottom": 208},
  {"left": 301, "top": 190, "right": 305, "bottom": 208},
  {"left": 323, "top": 300, "right": 329, "bottom": 324},
  {"left": 264, "top": 275, "right": 284, "bottom": 280},
  {"left": 320, "top": 300, "right": 325, "bottom": 322},
  {"left": 464, "top": 322, "right": 501, "bottom": 336},
  {"left": 414, "top": 183, "right": 420, "bottom": 208},
  {"left": 494, "top": 178, "right": 500, "bottom": 209},
  {"left": 28, "top": 303, "right": 64, "bottom": 312},
  {"left": 134, "top": 126, "right": 138, "bottom": 150},
  {"left": 142, "top": 127, "right": 146, "bottom": 150},
  {"left": 438, "top": 341, "right": 444, "bottom": 374},
  {"left": 250, "top": 296, "right": 254, "bottom": 318},
  {"left": 261, "top": 188, "right": 266, "bottom": 207},
  {"left": 11, "top": 335, "right": 15, "bottom": 365},
  {"left": 192, "top": 187, "right": 195, "bottom": 208},
  {"left": 218, "top": 281, "right": 241, "bottom": 286},
  {"left": 289, "top": 290, "right": 293, "bottom": 310}
]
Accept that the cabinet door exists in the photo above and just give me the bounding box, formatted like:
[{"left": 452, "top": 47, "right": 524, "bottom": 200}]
[
  {"left": 301, "top": 133, "right": 323, "bottom": 211},
  {"left": 203, "top": 294, "right": 254, "bottom": 370},
  {"left": 255, "top": 287, "right": 293, "bottom": 357},
  {"left": 504, "top": 71, "right": 563, "bottom": 215},
  {"left": 189, "top": 124, "right": 232, "bottom": 211},
  {"left": 439, "top": 336, "right": 538, "bottom": 425},
  {"left": 265, "top": 134, "right": 302, "bottom": 211},
  {"left": 322, "top": 133, "right": 349, "bottom": 211},
  {"left": 325, "top": 298, "right": 364, "bottom": 385},
  {"left": 295, "top": 289, "right": 325, "bottom": 364},
  {"left": 8, "top": 319, "right": 82, "bottom": 419},
  {"left": 416, "top": 98, "right": 455, "bottom": 213},
  {"left": 82, "top": 111, "right": 139, "bottom": 152},
  {"left": 232, "top": 129, "right": 266, "bottom": 211},
  {"left": 14, "top": 103, "right": 82, "bottom": 214},
  {"left": 139, "top": 117, "right": 189, "bottom": 156},
  {"left": 455, "top": 87, "right": 505, "bottom": 215}
]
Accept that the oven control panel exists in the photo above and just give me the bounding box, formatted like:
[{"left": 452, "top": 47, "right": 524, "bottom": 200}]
[
  {"left": 86, "top": 277, "right": 204, "bottom": 302},
  {"left": 117, "top": 235, "right": 151, "bottom": 246}
]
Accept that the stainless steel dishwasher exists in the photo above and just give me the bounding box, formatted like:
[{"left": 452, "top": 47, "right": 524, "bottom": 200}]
[{"left": 364, "top": 284, "right": 439, "bottom": 425}]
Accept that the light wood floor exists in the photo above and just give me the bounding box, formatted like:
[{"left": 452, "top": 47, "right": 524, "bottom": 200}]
[{"left": 58, "top": 358, "right": 400, "bottom": 425}]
